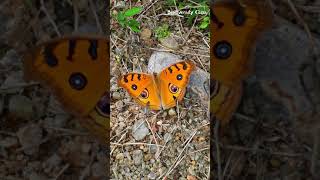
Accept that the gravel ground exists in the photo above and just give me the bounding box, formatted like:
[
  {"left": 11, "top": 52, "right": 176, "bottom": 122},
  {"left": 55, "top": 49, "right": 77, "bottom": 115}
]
[{"left": 110, "top": 1, "right": 210, "bottom": 179}]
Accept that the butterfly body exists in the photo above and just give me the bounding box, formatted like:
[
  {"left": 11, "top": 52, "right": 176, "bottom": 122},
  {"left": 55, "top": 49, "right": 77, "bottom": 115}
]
[
  {"left": 118, "top": 60, "right": 195, "bottom": 110},
  {"left": 23, "top": 35, "right": 109, "bottom": 143}
]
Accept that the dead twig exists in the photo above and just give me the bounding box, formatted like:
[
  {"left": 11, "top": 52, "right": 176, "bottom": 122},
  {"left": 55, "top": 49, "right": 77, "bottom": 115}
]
[{"left": 40, "top": 0, "right": 61, "bottom": 37}]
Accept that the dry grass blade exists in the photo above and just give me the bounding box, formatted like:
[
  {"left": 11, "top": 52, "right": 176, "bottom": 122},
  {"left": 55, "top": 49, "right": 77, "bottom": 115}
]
[
  {"left": 40, "top": 0, "right": 61, "bottom": 37},
  {"left": 72, "top": 0, "right": 79, "bottom": 32},
  {"left": 285, "top": 0, "right": 318, "bottom": 54},
  {"left": 89, "top": 0, "right": 103, "bottom": 34}
]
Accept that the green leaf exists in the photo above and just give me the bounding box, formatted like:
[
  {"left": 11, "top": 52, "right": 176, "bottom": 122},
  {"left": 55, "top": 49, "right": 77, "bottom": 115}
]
[
  {"left": 124, "top": 7, "right": 143, "bottom": 17},
  {"left": 117, "top": 12, "right": 125, "bottom": 21},
  {"left": 117, "top": 12, "right": 127, "bottom": 27},
  {"left": 130, "top": 26, "right": 141, "bottom": 32},
  {"left": 128, "top": 19, "right": 139, "bottom": 27},
  {"left": 199, "top": 21, "right": 209, "bottom": 29},
  {"left": 128, "top": 19, "right": 141, "bottom": 32},
  {"left": 199, "top": 17, "right": 209, "bottom": 29}
]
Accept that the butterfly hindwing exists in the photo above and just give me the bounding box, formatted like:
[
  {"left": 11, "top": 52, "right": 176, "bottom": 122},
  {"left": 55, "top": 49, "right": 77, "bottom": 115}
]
[
  {"left": 158, "top": 60, "right": 195, "bottom": 110},
  {"left": 118, "top": 73, "right": 161, "bottom": 110},
  {"left": 210, "top": 79, "right": 242, "bottom": 126}
]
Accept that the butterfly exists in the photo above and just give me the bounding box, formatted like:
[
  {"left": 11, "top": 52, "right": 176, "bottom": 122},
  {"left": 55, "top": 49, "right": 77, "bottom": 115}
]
[
  {"left": 23, "top": 35, "right": 110, "bottom": 143},
  {"left": 118, "top": 60, "right": 195, "bottom": 110},
  {"left": 210, "top": 0, "right": 273, "bottom": 125}
]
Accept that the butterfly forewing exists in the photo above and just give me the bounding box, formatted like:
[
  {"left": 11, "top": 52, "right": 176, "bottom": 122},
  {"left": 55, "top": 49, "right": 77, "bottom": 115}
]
[
  {"left": 118, "top": 73, "right": 161, "bottom": 110},
  {"left": 158, "top": 60, "right": 195, "bottom": 110}
]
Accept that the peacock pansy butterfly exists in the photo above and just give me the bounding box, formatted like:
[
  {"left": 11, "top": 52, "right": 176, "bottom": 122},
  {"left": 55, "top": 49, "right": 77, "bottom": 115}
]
[
  {"left": 23, "top": 35, "right": 109, "bottom": 142},
  {"left": 210, "top": 0, "right": 273, "bottom": 125},
  {"left": 118, "top": 60, "right": 195, "bottom": 110}
]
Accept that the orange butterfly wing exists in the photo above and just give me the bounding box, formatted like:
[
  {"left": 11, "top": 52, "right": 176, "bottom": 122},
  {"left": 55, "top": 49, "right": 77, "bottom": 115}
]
[
  {"left": 211, "top": 1, "right": 272, "bottom": 86},
  {"left": 210, "top": 80, "right": 242, "bottom": 126},
  {"left": 23, "top": 35, "right": 109, "bottom": 142},
  {"left": 24, "top": 36, "right": 109, "bottom": 116},
  {"left": 158, "top": 60, "right": 195, "bottom": 110},
  {"left": 118, "top": 73, "right": 161, "bottom": 110}
]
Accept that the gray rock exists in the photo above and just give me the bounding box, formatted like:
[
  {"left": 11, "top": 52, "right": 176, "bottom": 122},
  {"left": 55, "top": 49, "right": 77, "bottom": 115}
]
[
  {"left": 255, "top": 17, "right": 320, "bottom": 117},
  {"left": 168, "top": 108, "right": 176, "bottom": 116},
  {"left": 147, "top": 51, "right": 209, "bottom": 107},
  {"left": 132, "top": 120, "right": 149, "bottom": 141},
  {"left": 253, "top": 17, "right": 320, "bottom": 142}
]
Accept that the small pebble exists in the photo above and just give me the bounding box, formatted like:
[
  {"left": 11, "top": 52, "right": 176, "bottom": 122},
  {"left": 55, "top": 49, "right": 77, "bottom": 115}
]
[
  {"left": 132, "top": 120, "right": 149, "bottom": 141},
  {"left": 159, "top": 35, "right": 179, "bottom": 50},
  {"left": 116, "top": 153, "right": 124, "bottom": 160},
  {"left": 115, "top": 101, "right": 124, "bottom": 110},
  {"left": 112, "top": 91, "right": 121, "bottom": 100},
  {"left": 168, "top": 108, "right": 176, "bottom": 116},
  {"left": 132, "top": 150, "right": 143, "bottom": 165},
  {"left": 148, "top": 172, "right": 157, "bottom": 179}
]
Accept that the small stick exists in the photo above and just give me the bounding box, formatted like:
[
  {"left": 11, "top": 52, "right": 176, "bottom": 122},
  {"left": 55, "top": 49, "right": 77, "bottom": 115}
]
[
  {"left": 183, "top": 15, "right": 198, "bottom": 45},
  {"left": 111, "top": 142, "right": 165, "bottom": 147},
  {"left": 89, "top": 0, "right": 103, "bottom": 34},
  {"left": 53, "top": 163, "right": 70, "bottom": 180},
  {"left": 72, "top": 0, "right": 79, "bottom": 32}
]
